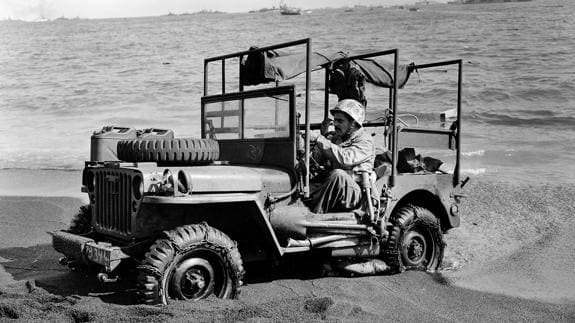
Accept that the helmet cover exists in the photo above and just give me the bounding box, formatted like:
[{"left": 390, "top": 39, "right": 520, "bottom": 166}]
[{"left": 330, "top": 99, "right": 365, "bottom": 127}]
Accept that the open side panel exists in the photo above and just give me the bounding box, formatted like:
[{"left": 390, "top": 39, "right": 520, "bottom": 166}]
[{"left": 391, "top": 59, "right": 462, "bottom": 187}]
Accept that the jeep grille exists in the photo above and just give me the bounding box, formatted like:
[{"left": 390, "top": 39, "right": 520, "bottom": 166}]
[{"left": 87, "top": 168, "right": 142, "bottom": 238}]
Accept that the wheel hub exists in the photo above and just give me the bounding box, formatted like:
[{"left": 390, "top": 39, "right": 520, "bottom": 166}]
[
  {"left": 408, "top": 239, "right": 424, "bottom": 260},
  {"left": 182, "top": 269, "right": 207, "bottom": 296},
  {"left": 401, "top": 231, "right": 428, "bottom": 266},
  {"left": 170, "top": 257, "right": 215, "bottom": 300}
]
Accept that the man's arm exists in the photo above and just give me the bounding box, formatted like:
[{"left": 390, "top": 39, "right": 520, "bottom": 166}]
[{"left": 315, "top": 133, "right": 373, "bottom": 168}]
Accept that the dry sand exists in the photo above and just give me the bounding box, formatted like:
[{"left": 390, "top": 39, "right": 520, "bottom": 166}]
[{"left": 1, "top": 170, "right": 574, "bottom": 322}]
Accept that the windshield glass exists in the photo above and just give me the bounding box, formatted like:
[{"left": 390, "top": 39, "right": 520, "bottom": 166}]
[{"left": 204, "top": 93, "right": 291, "bottom": 140}]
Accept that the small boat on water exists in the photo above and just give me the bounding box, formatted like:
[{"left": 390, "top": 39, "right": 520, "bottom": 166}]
[{"left": 280, "top": 1, "right": 302, "bottom": 15}]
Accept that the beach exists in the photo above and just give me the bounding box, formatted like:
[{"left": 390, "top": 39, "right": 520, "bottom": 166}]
[
  {"left": 1, "top": 169, "right": 574, "bottom": 321},
  {"left": 1, "top": 1, "right": 575, "bottom": 321}
]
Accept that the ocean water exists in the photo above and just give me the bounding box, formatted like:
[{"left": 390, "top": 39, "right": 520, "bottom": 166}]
[{"left": 1, "top": 0, "right": 574, "bottom": 185}]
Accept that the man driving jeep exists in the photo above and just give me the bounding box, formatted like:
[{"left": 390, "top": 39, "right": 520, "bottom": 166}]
[{"left": 306, "top": 99, "right": 375, "bottom": 214}]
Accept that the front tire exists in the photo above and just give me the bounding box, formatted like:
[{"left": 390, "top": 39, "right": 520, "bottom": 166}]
[
  {"left": 137, "top": 223, "right": 244, "bottom": 304},
  {"left": 68, "top": 205, "right": 92, "bottom": 235},
  {"left": 384, "top": 205, "right": 444, "bottom": 273}
]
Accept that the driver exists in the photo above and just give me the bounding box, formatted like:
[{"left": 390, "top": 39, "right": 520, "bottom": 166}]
[{"left": 306, "top": 99, "right": 375, "bottom": 214}]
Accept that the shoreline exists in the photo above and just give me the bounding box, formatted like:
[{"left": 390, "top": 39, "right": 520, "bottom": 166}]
[{"left": 0, "top": 168, "right": 87, "bottom": 200}]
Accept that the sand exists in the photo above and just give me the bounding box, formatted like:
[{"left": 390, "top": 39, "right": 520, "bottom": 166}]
[{"left": 1, "top": 170, "right": 574, "bottom": 322}]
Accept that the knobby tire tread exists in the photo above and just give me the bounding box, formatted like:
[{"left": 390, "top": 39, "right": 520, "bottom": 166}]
[
  {"left": 383, "top": 205, "right": 444, "bottom": 273},
  {"left": 117, "top": 138, "right": 219, "bottom": 165},
  {"left": 68, "top": 205, "right": 92, "bottom": 235},
  {"left": 136, "top": 223, "right": 244, "bottom": 305}
]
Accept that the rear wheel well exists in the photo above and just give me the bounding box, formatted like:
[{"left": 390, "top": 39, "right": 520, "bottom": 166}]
[{"left": 390, "top": 190, "right": 450, "bottom": 232}]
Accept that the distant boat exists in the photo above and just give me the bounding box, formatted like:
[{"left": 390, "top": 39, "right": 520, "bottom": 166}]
[
  {"left": 279, "top": 1, "right": 301, "bottom": 15},
  {"left": 452, "top": 0, "right": 532, "bottom": 3},
  {"left": 249, "top": 7, "right": 275, "bottom": 13},
  {"left": 33, "top": 16, "right": 50, "bottom": 22}
]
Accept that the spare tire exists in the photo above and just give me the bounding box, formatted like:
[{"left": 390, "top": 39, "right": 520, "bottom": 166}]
[{"left": 117, "top": 138, "right": 219, "bottom": 165}]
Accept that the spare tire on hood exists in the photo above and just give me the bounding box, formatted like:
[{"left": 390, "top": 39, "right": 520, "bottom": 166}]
[{"left": 117, "top": 138, "right": 219, "bottom": 165}]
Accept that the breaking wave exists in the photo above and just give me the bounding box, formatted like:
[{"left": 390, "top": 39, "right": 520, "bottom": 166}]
[
  {"left": 469, "top": 112, "right": 575, "bottom": 128},
  {"left": 462, "top": 150, "right": 485, "bottom": 157}
]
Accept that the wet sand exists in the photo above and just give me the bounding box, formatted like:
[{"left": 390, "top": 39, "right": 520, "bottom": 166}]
[{"left": 1, "top": 170, "right": 574, "bottom": 321}]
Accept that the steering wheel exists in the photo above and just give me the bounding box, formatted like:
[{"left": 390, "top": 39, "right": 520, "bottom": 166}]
[{"left": 297, "top": 130, "right": 328, "bottom": 180}]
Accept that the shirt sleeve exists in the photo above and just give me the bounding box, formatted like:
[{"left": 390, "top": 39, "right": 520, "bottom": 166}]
[{"left": 315, "top": 133, "right": 373, "bottom": 168}]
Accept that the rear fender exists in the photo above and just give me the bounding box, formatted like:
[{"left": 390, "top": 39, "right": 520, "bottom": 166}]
[{"left": 385, "top": 174, "right": 459, "bottom": 231}]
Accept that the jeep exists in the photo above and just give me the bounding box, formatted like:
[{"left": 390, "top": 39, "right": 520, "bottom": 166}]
[{"left": 52, "top": 38, "right": 468, "bottom": 304}]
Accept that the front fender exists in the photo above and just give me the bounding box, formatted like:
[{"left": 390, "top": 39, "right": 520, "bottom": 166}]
[{"left": 136, "top": 193, "right": 284, "bottom": 263}]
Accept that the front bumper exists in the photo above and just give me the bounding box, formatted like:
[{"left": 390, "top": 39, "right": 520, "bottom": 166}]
[{"left": 52, "top": 231, "right": 130, "bottom": 272}]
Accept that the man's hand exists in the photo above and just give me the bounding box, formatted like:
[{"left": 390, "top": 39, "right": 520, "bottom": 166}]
[
  {"left": 308, "top": 131, "right": 320, "bottom": 143},
  {"left": 320, "top": 118, "right": 333, "bottom": 136}
]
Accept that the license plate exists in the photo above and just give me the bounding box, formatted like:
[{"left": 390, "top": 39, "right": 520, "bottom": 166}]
[
  {"left": 84, "top": 242, "right": 129, "bottom": 272},
  {"left": 85, "top": 243, "right": 111, "bottom": 264}
]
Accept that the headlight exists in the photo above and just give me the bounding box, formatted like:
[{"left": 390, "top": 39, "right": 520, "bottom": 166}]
[
  {"left": 450, "top": 204, "right": 459, "bottom": 217},
  {"left": 161, "top": 169, "right": 174, "bottom": 194},
  {"left": 177, "top": 170, "right": 192, "bottom": 194},
  {"left": 86, "top": 171, "right": 95, "bottom": 192},
  {"left": 132, "top": 175, "right": 143, "bottom": 199}
]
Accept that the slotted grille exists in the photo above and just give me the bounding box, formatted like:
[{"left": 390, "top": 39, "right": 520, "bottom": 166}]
[{"left": 92, "top": 169, "right": 137, "bottom": 236}]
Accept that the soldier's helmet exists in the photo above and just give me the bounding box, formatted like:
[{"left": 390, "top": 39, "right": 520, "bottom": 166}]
[{"left": 330, "top": 99, "right": 365, "bottom": 127}]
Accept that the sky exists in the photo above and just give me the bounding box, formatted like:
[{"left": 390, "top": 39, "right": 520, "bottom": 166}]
[{"left": 0, "top": 0, "right": 433, "bottom": 20}]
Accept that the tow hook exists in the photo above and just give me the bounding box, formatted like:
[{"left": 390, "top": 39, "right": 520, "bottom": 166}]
[
  {"left": 58, "top": 257, "right": 83, "bottom": 270},
  {"left": 97, "top": 272, "right": 119, "bottom": 283}
]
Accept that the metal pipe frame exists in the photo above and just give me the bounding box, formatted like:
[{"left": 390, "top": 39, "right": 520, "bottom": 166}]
[
  {"left": 303, "top": 39, "right": 312, "bottom": 198},
  {"left": 317, "top": 48, "right": 400, "bottom": 186},
  {"left": 202, "top": 38, "right": 312, "bottom": 194},
  {"left": 411, "top": 59, "right": 463, "bottom": 186},
  {"left": 391, "top": 49, "right": 399, "bottom": 187},
  {"left": 204, "top": 38, "right": 310, "bottom": 63},
  {"left": 344, "top": 49, "right": 399, "bottom": 62}
]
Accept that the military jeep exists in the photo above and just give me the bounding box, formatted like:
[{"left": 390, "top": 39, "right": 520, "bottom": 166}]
[{"left": 52, "top": 38, "right": 467, "bottom": 304}]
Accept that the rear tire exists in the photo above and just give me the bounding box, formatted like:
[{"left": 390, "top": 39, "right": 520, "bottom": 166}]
[
  {"left": 117, "top": 138, "right": 219, "bottom": 165},
  {"left": 137, "top": 223, "right": 244, "bottom": 304},
  {"left": 383, "top": 205, "right": 444, "bottom": 273}
]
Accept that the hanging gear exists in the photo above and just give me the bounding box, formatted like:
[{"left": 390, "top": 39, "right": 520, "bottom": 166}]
[{"left": 328, "top": 59, "right": 367, "bottom": 107}]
